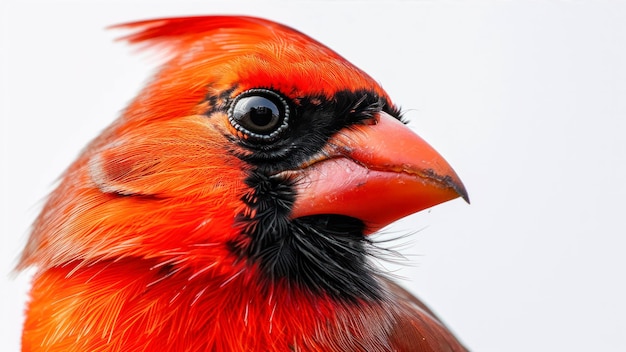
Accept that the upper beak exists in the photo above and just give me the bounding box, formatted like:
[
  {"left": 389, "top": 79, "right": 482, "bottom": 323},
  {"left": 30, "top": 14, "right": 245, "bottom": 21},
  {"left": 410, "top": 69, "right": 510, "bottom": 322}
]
[{"left": 282, "top": 111, "right": 468, "bottom": 233}]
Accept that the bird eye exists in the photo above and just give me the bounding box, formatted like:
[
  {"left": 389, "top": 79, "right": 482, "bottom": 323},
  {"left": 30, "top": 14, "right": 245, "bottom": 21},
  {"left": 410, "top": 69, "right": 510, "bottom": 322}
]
[{"left": 228, "top": 89, "right": 290, "bottom": 142}]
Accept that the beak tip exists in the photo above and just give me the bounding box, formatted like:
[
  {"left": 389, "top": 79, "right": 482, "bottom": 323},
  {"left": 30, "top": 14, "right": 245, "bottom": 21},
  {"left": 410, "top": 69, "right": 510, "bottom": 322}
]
[
  {"left": 461, "top": 192, "right": 471, "bottom": 204},
  {"left": 439, "top": 172, "right": 470, "bottom": 205},
  {"left": 454, "top": 183, "right": 470, "bottom": 204}
]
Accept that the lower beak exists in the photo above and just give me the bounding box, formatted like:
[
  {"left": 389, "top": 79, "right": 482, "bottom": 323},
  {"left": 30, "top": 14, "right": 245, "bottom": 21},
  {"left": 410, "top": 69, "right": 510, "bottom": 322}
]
[{"left": 283, "top": 112, "right": 469, "bottom": 233}]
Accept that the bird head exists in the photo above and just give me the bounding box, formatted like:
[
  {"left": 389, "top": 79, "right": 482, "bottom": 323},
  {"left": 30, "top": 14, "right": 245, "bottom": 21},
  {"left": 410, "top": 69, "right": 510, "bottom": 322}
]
[{"left": 19, "top": 16, "right": 468, "bottom": 301}]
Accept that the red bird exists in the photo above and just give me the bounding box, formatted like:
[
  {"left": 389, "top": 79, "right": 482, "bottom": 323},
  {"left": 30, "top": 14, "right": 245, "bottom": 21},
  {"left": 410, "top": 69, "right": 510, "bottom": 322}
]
[{"left": 18, "top": 16, "right": 469, "bottom": 351}]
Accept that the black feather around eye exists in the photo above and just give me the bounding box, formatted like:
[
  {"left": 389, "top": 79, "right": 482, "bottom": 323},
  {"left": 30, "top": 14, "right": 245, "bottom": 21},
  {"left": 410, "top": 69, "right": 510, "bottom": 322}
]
[
  {"left": 336, "top": 92, "right": 384, "bottom": 124},
  {"left": 223, "top": 89, "right": 399, "bottom": 171}
]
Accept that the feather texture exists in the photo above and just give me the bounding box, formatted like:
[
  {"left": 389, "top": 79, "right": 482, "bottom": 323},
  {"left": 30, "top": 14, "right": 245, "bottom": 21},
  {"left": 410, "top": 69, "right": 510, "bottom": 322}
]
[{"left": 19, "top": 16, "right": 468, "bottom": 351}]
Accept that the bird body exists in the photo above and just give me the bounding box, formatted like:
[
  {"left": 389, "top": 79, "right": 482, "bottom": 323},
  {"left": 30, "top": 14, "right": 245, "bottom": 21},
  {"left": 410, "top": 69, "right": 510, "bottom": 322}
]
[{"left": 19, "top": 16, "right": 468, "bottom": 351}]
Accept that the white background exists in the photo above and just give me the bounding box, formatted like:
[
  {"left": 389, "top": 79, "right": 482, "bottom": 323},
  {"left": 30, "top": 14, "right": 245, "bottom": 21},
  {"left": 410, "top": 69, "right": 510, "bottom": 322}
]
[{"left": 2, "top": 1, "right": 626, "bottom": 351}]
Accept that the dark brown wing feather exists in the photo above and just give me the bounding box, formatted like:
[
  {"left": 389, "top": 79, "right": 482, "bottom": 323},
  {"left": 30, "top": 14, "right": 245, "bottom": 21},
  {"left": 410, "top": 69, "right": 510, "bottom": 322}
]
[{"left": 381, "top": 277, "right": 469, "bottom": 352}]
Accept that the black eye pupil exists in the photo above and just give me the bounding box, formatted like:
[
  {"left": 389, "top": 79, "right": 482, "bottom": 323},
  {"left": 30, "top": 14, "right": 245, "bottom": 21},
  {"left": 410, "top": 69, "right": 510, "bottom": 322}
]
[
  {"left": 228, "top": 89, "right": 290, "bottom": 141},
  {"left": 248, "top": 104, "right": 276, "bottom": 129}
]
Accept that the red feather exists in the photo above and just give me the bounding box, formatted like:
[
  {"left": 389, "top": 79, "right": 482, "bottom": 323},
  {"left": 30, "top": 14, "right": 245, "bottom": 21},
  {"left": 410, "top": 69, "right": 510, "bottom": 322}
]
[{"left": 19, "top": 16, "right": 468, "bottom": 351}]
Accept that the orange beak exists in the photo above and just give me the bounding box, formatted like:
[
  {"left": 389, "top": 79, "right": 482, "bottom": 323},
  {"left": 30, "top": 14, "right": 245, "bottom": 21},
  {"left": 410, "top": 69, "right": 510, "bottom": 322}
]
[{"left": 283, "top": 112, "right": 469, "bottom": 233}]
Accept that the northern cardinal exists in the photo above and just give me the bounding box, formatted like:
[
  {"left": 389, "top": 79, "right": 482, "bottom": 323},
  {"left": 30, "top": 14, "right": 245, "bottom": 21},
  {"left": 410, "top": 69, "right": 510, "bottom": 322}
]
[{"left": 18, "top": 16, "right": 469, "bottom": 351}]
